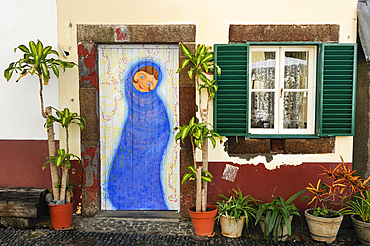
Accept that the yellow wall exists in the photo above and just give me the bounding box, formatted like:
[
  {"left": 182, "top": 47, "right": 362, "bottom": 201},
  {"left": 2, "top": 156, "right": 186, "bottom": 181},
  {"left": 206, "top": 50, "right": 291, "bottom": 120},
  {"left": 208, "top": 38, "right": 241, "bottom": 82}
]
[{"left": 57, "top": 0, "right": 357, "bottom": 165}]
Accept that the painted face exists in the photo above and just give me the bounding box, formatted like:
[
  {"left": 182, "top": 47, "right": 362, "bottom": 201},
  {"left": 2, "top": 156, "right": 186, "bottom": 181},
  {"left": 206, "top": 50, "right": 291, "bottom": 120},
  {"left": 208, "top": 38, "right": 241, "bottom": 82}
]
[{"left": 133, "top": 71, "right": 158, "bottom": 92}]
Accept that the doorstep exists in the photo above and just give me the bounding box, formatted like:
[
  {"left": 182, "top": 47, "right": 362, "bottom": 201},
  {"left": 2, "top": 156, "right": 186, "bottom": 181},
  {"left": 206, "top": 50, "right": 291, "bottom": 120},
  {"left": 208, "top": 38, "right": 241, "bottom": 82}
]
[{"left": 96, "top": 210, "right": 180, "bottom": 222}]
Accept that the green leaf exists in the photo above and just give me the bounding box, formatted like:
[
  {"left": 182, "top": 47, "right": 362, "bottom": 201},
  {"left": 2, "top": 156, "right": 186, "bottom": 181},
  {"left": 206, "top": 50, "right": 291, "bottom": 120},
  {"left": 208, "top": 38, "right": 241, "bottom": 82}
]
[
  {"left": 16, "top": 44, "right": 30, "bottom": 53},
  {"left": 29, "top": 41, "right": 37, "bottom": 56},
  {"left": 51, "top": 64, "right": 59, "bottom": 77},
  {"left": 201, "top": 53, "right": 213, "bottom": 64},
  {"left": 42, "top": 46, "right": 52, "bottom": 59},
  {"left": 201, "top": 175, "right": 212, "bottom": 183},
  {"left": 180, "top": 43, "right": 193, "bottom": 59},
  {"left": 188, "top": 68, "right": 193, "bottom": 79},
  {"left": 181, "top": 173, "right": 193, "bottom": 185},
  {"left": 36, "top": 40, "right": 43, "bottom": 56}
]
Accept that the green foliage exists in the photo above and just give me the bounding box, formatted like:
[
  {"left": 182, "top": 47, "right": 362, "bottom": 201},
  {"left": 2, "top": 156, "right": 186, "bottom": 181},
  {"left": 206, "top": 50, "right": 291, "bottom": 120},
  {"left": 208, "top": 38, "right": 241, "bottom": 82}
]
[
  {"left": 43, "top": 149, "right": 80, "bottom": 170},
  {"left": 348, "top": 190, "right": 370, "bottom": 222},
  {"left": 216, "top": 187, "right": 259, "bottom": 228},
  {"left": 305, "top": 156, "right": 370, "bottom": 218},
  {"left": 176, "top": 43, "right": 221, "bottom": 99},
  {"left": 174, "top": 117, "right": 221, "bottom": 150},
  {"left": 45, "top": 107, "right": 86, "bottom": 131},
  {"left": 181, "top": 166, "right": 213, "bottom": 185},
  {"left": 255, "top": 190, "right": 305, "bottom": 245},
  {"left": 55, "top": 174, "right": 77, "bottom": 196},
  {"left": 4, "top": 40, "right": 76, "bottom": 85}
]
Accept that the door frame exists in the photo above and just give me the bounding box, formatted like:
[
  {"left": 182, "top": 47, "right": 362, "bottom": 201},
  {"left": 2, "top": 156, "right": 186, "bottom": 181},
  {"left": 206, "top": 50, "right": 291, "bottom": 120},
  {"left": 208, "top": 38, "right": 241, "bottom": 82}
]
[{"left": 77, "top": 24, "right": 196, "bottom": 217}]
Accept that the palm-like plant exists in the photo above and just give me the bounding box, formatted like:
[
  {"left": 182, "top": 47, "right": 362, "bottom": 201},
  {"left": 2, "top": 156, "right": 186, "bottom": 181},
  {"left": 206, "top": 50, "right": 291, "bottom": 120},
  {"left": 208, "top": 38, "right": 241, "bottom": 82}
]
[
  {"left": 176, "top": 43, "right": 221, "bottom": 213},
  {"left": 175, "top": 117, "right": 221, "bottom": 212},
  {"left": 44, "top": 107, "right": 85, "bottom": 203},
  {"left": 43, "top": 149, "right": 81, "bottom": 203},
  {"left": 4, "top": 40, "right": 77, "bottom": 200},
  {"left": 4, "top": 40, "right": 76, "bottom": 118},
  {"left": 45, "top": 107, "right": 86, "bottom": 152}
]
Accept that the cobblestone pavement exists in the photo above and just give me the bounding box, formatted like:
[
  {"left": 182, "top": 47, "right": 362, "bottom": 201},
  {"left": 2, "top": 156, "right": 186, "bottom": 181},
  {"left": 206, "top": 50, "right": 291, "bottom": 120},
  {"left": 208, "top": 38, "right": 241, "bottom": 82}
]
[{"left": 0, "top": 215, "right": 363, "bottom": 245}]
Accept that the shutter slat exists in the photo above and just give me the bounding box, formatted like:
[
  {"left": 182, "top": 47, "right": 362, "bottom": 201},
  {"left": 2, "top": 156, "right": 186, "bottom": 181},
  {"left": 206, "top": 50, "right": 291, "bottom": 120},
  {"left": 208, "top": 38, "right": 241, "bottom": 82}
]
[
  {"left": 214, "top": 44, "right": 249, "bottom": 136},
  {"left": 319, "top": 43, "right": 357, "bottom": 136}
]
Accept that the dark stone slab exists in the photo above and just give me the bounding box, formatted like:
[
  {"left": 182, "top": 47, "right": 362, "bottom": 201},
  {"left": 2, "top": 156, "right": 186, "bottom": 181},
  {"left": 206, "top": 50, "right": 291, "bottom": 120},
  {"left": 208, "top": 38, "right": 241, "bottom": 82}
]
[
  {"left": 229, "top": 24, "right": 340, "bottom": 43},
  {"left": 0, "top": 187, "right": 49, "bottom": 218}
]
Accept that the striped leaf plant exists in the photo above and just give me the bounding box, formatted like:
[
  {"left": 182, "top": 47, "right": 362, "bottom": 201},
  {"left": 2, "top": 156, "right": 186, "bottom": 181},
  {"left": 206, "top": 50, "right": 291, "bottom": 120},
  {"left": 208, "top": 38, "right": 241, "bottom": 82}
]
[
  {"left": 4, "top": 40, "right": 77, "bottom": 201},
  {"left": 176, "top": 43, "right": 222, "bottom": 213}
]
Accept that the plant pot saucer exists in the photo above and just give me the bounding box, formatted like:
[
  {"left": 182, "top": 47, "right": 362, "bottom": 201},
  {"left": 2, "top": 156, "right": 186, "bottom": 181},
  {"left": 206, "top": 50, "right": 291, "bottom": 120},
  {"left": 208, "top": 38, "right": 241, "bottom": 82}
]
[
  {"left": 190, "top": 235, "right": 211, "bottom": 242},
  {"left": 54, "top": 222, "right": 76, "bottom": 231}
]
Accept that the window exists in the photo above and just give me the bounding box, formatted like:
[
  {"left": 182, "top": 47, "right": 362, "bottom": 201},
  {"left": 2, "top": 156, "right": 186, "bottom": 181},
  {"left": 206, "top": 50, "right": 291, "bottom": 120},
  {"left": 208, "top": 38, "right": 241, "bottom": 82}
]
[
  {"left": 249, "top": 46, "right": 316, "bottom": 135},
  {"left": 213, "top": 43, "right": 357, "bottom": 137}
]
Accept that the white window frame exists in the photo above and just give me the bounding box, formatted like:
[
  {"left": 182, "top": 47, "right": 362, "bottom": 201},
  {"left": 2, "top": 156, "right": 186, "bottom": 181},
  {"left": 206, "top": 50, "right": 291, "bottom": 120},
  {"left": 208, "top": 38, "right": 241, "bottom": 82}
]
[{"left": 248, "top": 46, "right": 316, "bottom": 135}]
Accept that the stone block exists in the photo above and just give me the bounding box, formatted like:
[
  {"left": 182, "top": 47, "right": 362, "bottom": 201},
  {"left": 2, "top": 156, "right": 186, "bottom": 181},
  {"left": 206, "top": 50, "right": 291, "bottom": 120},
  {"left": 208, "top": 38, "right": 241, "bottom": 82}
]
[{"left": 229, "top": 24, "right": 340, "bottom": 43}]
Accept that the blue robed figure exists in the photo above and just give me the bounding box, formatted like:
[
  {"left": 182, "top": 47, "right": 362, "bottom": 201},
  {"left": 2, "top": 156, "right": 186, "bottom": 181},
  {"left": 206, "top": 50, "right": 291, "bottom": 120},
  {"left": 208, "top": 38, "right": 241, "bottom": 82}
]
[{"left": 107, "top": 59, "right": 170, "bottom": 210}]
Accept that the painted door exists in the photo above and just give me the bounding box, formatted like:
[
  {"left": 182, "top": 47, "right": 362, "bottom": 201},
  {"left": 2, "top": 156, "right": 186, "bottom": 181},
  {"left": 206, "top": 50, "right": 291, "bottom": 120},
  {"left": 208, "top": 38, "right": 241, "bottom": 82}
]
[{"left": 99, "top": 44, "right": 180, "bottom": 210}]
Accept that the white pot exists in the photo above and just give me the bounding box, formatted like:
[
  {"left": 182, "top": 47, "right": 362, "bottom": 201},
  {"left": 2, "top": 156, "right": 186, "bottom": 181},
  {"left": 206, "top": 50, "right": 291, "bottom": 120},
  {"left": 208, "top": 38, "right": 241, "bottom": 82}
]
[
  {"left": 305, "top": 209, "right": 343, "bottom": 243},
  {"left": 352, "top": 214, "right": 370, "bottom": 245},
  {"left": 220, "top": 215, "right": 245, "bottom": 238},
  {"left": 259, "top": 215, "right": 293, "bottom": 242}
]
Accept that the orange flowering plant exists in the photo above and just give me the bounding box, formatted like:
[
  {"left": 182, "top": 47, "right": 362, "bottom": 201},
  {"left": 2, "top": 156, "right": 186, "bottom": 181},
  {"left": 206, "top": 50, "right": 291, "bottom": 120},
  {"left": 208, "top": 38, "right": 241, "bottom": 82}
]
[{"left": 305, "top": 156, "right": 370, "bottom": 218}]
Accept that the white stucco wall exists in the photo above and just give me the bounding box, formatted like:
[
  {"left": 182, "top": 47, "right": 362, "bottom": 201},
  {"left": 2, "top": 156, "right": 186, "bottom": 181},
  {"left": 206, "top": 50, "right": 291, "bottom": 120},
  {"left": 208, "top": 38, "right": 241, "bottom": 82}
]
[
  {"left": 57, "top": 0, "right": 358, "bottom": 163},
  {"left": 0, "top": 0, "right": 59, "bottom": 140}
]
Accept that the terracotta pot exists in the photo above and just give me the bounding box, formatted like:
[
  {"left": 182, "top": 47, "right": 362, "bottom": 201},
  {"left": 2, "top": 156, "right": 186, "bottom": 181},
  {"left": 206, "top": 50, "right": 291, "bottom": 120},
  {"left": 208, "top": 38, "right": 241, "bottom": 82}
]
[
  {"left": 188, "top": 205, "right": 218, "bottom": 236},
  {"left": 48, "top": 202, "right": 73, "bottom": 229},
  {"left": 259, "top": 215, "right": 293, "bottom": 242},
  {"left": 352, "top": 214, "right": 370, "bottom": 245},
  {"left": 305, "top": 209, "right": 343, "bottom": 243},
  {"left": 220, "top": 215, "right": 245, "bottom": 238}
]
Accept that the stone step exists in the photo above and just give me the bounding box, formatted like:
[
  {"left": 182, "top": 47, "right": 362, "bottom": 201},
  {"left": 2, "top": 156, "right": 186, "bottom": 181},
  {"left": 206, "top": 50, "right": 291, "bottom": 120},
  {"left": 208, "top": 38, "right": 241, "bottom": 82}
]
[{"left": 0, "top": 187, "right": 49, "bottom": 219}]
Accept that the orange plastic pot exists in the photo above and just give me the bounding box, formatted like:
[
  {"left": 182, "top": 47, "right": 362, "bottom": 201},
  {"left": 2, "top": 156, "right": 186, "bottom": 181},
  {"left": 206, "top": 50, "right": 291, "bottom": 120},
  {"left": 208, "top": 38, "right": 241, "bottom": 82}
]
[
  {"left": 188, "top": 205, "right": 218, "bottom": 236},
  {"left": 48, "top": 202, "right": 73, "bottom": 229}
]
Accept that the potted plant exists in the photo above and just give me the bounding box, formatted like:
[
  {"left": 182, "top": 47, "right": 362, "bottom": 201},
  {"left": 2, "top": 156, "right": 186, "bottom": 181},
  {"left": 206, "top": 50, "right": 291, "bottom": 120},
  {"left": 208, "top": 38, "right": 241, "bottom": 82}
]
[
  {"left": 349, "top": 190, "right": 370, "bottom": 245},
  {"left": 175, "top": 43, "right": 222, "bottom": 237},
  {"left": 304, "top": 156, "right": 370, "bottom": 243},
  {"left": 43, "top": 107, "right": 85, "bottom": 229},
  {"left": 255, "top": 190, "right": 305, "bottom": 245},
  {"left": 4, "top": 40, "right": 77, "bottom": 201},
  {"left": 215, "top": 187, "right": 259, "bottom": 238}
]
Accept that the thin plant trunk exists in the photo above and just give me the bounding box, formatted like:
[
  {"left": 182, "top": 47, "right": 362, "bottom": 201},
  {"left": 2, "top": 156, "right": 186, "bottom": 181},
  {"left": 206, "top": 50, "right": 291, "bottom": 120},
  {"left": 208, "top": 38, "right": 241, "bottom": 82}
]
[
  {"left": 60, "top": 127, "right": 70, "bottom": 203},
  {"left": 200, "top": 93, "right": 212, "bottom": 212},
  {"left": 60, "top": 166, "right": 68, "bottom": 202},
  {"left": 196, "top": 167, "right": 202, "bottom": 212},
  {"left": 201, "top": 187, "right": 206, "bottom": 212},
  {"left": 66, "top": 190, "right": 71, "bottom": 204},
  {"left": 46, "top": 107, "right": 60, "bottom": 200},
  {"left": 39, "top": 76, "right": 46, "bottom": 118}
]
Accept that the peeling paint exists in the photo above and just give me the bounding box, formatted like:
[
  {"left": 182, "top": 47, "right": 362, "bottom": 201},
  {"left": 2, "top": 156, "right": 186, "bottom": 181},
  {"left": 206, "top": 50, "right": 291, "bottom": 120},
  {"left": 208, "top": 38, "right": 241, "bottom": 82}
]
[
  {"left": 78, "top": 43, "right": 98, "bottom": 90},
  {"left": 113, "top": 25, "right": 130, "bottom": 41}
]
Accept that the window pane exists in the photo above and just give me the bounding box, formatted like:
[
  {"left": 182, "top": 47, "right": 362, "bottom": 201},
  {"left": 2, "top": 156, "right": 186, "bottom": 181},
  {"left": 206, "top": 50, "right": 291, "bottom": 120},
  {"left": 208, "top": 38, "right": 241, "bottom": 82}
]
[
  {"left": 283, "top": 92, "right": 307, "bottom": 129},
  {"left": 251, "top": 52, "right": 276, "bottom": 89},
  {"left": 251, "top": 92, "right": 275, "bottom": 129},
  {"left": 284, "top": 52, "right": 308, "bottom": 89}
]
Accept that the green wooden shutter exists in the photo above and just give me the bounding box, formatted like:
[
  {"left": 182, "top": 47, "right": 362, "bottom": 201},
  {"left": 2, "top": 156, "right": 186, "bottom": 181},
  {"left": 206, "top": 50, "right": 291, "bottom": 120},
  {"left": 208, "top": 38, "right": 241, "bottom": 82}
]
[
  {"left": 318, "top": 43, "right": 357, "bottom": 136},
  {"left": 214, "top": 44, "right": 249, "bottom": 136}
]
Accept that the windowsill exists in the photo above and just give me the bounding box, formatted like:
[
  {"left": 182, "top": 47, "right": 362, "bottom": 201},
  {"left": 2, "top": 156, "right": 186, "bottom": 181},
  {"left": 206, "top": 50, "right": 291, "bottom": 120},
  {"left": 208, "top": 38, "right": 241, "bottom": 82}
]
[{"left": 247, "top": 134, "right": 319, "bottom": 139}]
